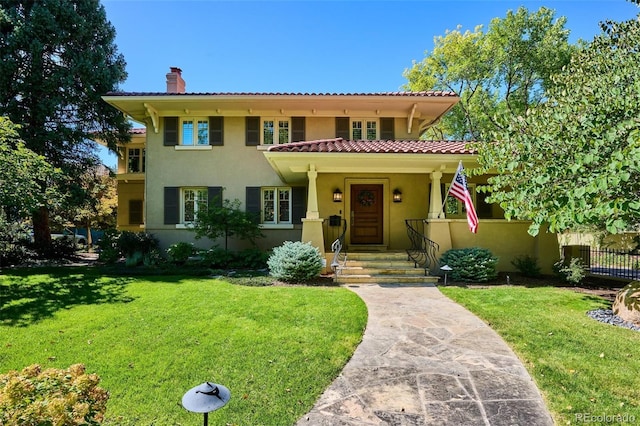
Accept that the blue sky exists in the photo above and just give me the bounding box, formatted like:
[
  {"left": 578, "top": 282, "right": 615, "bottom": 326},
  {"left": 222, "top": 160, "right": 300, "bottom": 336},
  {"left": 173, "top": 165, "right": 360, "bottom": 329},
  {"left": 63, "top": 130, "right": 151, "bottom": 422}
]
[{"left": 98, "top": 0, "right": 639, "bottom": 166}]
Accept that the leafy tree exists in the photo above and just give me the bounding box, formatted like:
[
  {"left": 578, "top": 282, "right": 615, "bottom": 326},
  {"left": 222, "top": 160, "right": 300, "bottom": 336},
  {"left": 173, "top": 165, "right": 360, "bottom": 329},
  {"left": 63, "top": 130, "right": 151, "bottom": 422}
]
[
  {"left": 476, "top": 6, "right": 640, "bottom": 236},
  {"left": 192, "top": 198, "right": 264, "bottom": 251},
  {"left": 403, "top": 6, "right": 574, "bottom": 141},
  {"left": 63, "top": 165, "right": 117, "bottom": 249},
  {"left": 0, "top": 116, "right": 61, "bottom": 220},
  {"left": 0, "top": 0, "right": 130, "bottom": 251}
]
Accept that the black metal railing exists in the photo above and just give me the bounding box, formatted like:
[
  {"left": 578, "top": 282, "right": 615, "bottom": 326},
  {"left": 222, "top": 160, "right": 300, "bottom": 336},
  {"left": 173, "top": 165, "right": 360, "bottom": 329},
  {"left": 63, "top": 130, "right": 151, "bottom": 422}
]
[
  {"left": 405, "top": 219, "right": 439, "bottom": 276},
  {"left": 580, "top": 246, "right": 640, "bottom": 280},
  {"left": 330, "top": 218, "right": 348, "bottom": 274}
]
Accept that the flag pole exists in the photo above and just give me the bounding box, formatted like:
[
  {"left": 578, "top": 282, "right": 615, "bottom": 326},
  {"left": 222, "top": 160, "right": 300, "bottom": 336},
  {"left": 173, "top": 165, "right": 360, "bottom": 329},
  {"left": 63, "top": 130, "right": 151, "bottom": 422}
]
[{"left": 438, "top": 161, "right": 463, "bottom": 218}]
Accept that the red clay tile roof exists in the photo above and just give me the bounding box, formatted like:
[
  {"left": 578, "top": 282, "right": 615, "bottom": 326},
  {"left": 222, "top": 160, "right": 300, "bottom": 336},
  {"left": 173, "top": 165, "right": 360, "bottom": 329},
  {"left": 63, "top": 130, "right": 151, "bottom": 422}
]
[
  {"left": 267, "top": 139, "right": 475, "bottom": 154},
  {"left": 105, "top": 91, "right": 458, "bottom": 97},
  {"left": 131, "top": 128, "right": 146, "bottom": 134}
]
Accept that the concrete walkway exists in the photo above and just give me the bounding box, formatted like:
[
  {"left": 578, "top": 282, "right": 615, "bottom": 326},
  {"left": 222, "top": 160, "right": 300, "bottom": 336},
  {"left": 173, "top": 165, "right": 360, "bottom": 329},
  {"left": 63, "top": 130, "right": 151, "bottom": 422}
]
[{"left": 296, "top": 284, "right": 554, "bottom": 426}]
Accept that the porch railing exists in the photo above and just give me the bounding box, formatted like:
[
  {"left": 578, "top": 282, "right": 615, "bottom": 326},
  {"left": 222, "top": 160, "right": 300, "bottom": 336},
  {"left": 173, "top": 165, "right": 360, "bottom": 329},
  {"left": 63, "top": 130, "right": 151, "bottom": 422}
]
[
  {"left": 405, "top": 219, "right": 439, "bottom": 276},
  {"left": 330, "top": 218, "right": 348, "bottom": 274}
]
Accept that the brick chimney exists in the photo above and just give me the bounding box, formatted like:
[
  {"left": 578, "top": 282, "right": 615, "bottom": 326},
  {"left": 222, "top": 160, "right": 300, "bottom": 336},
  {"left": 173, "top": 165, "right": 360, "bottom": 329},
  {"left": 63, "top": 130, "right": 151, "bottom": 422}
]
[{"left": 166, "top": 67, "right": 186, "bottom": 94}]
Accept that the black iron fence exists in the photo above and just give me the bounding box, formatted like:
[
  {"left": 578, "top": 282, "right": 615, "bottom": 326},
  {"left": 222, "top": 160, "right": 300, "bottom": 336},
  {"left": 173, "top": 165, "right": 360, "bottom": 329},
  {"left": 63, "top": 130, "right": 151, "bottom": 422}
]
[{"left": 576, "top": 245, "right": 640, "bottom": 280}]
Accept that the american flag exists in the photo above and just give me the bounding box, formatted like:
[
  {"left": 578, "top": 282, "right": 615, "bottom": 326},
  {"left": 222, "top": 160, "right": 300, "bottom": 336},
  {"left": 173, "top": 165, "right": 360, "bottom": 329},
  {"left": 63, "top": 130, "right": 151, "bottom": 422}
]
[{"left": 449, "top": 162, "right": 478, "bottom": 233}]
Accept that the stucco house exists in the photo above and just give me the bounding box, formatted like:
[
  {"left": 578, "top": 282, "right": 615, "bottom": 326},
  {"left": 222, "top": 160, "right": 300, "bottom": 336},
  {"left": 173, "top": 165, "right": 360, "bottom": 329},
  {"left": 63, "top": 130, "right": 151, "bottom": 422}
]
[{"left": 102, "top": 67, "right": 559, "bottom": 275}]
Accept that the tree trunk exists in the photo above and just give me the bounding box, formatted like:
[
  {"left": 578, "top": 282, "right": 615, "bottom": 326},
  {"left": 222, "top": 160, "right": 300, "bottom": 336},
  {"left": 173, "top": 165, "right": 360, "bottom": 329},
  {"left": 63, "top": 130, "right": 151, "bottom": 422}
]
[
  {"left": 32, "top": 206, "right": 51, "bottom": 253},
  {"left": 86, "top": 220, "right": 93, "bottom": 252}
]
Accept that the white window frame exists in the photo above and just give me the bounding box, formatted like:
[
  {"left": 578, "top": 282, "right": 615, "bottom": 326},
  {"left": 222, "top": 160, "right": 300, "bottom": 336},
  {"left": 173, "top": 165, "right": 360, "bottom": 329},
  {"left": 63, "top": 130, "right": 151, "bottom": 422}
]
[
  {"left": 351, "top": 118, "right": 378, "bottom": 140},
  {"left": 261, "top": 187, "right": 292, "bottom": 224},
  {"left": 126, "top": 147, "right": 145, "bottom": 173},
  {"left": 182, "top": 188, "right": 208, "bottom": 224},
  {"left": 180, "top": 117, "right": 209, "bottom": 146},
  {"left": 261, "top": 118, "right": 291, "bottom": 145},
  {"left": 444, "top": 183, "right": 476, "bottom": 218}
]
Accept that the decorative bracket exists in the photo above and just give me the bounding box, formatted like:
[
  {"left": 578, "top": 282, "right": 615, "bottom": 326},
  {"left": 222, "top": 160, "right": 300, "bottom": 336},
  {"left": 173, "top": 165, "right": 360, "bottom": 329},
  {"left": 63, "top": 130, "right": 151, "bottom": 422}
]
[
  {"left": 144, "top": 103, "right": 159, "bottom": 134},
  {"left": 407, "top": 103, "right": 417, "bottom": 133}
]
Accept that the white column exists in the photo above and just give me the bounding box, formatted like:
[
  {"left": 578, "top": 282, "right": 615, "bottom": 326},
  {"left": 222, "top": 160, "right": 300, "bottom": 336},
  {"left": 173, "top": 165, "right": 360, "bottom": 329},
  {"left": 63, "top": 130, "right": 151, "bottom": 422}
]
[
  {"left": 428, "top": 171, "right": 444, "bottom": 219},
  {"left": 306, "top": 164, "right": 320, "bottom": 219}
]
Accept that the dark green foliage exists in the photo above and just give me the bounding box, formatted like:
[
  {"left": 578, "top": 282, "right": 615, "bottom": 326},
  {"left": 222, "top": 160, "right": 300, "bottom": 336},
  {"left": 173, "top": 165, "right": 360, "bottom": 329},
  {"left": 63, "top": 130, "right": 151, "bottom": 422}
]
[
  {"left": 439, "top": 247, "right": 499, "bottom": 283},
  {"left": 166, "top": 242, "right": 195, "bottom": 264},
  {"left": 200, "top": 247, "right": 269, "bottom": 269},
  {"left": 0, "top": 214, "right": 35, "bottom": 267},
  {"left": 511, "top": 255, "right": 542, "bottom": 277},
  {"left": 0, "top": 0, "right": 131, "bottom": 248},
  {"left": 267, "top": 241, "right": 323, "bottom": 283},
  {"left": 97, "top": 230, "right": 159, "bottom": 266},
  {"left": 192, "top": 198, "right": 264, "bottom": 251}
]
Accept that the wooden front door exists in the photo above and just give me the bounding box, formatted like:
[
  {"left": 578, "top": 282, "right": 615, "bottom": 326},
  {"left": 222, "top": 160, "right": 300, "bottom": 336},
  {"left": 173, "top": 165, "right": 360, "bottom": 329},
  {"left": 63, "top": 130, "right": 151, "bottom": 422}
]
[{"left": 350, "top": 184, "right": 383, "bottom": 244}]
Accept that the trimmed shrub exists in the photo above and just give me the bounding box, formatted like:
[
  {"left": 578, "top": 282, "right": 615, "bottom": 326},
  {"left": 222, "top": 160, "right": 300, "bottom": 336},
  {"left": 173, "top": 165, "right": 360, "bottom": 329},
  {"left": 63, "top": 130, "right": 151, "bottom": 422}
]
[
  {"left": 268, "top": 241, "right": 323, "bottom": 283},
  {"left": 202, "top": 247, "right": 237, "bottom": 269},
  {"left": 439, "top": 247, "right": 498, "bottom": 283},
  {"left": 97, "top": 230, "right": 160, "bottom": 266},
  {"left": 0, "top": 215, "right": 35, "bottom": 267},
  {"left": 166, "top": 242, "right": 196, "bottom": 264},
  {"left": 0, "top": 364, "right": 109, "bottom": 425},
  {"left": 511, "top": 254, "right": 542, "bottom": 277},
  {"left": 230, "top": 248, "right": 270, "bottom": 269}
]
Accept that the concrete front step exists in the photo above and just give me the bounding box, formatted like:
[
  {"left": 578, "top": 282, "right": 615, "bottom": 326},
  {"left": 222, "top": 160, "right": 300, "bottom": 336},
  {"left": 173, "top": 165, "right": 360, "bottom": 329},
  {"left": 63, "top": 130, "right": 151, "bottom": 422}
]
[
  {"left": 335, "top": 275, "right": 439, "bottom": 284},
  {"left": 340, "top": 266, "right": 428, "bottom": 276},
  {"left": 335, "top": 251, "right": 439, "bottom": 286}
]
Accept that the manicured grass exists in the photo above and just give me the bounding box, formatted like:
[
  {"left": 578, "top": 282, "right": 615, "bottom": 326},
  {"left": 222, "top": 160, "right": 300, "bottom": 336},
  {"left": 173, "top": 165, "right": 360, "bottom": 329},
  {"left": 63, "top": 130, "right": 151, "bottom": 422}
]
[
  {"left": 439, "top": 285, "right": 640, "bottom": 425},
  {"left": 0, "top": 267, "right": 367, "bottom": 425}
]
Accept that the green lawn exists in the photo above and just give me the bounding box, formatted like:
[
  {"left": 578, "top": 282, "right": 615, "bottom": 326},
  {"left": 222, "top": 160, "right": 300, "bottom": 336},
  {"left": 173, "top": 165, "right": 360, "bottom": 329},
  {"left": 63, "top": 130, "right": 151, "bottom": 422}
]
[
  {"left": 0, "top": 267, "right": 367, "bottom": 425},
  {"left": 440, "top": 285, "right": 640, "bottom": 425}
]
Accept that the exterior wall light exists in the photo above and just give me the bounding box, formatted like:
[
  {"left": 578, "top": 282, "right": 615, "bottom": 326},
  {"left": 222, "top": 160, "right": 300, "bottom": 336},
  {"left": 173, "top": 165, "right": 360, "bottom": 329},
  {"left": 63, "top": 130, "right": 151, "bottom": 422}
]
[
  {"left": 393, "top": 188, "right": 402, "bottom": 203},
  {"left": 333, "top": 189, "right": 343, "bottom": 202}
]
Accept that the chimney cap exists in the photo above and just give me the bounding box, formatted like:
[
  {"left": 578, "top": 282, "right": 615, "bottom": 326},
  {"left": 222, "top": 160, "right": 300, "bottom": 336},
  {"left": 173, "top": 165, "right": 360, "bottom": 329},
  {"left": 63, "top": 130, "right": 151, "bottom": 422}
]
[{"left": 169, "top": 67, "right": 182, "bottom": 74}]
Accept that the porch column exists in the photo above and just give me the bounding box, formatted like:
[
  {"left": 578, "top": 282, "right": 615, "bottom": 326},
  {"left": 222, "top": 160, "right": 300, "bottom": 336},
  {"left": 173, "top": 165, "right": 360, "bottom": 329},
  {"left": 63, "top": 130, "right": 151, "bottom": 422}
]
[
  {"left": 428, "top": 171, "right": 444, "bottom": 219},
  {"left": 301, "top": 164, "right": 326, "bottom": 259}
]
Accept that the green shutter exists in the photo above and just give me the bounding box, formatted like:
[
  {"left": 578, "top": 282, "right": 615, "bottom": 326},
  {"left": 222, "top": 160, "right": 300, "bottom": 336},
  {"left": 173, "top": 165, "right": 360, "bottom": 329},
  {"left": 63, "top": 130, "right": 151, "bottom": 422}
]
[
  {"left": 209, "top": 117, "right": 224, "bottom": 146},
  {"left": 380, "top": 117, "right": 395, "bottom": 140},
  {"left": 164, "top": 117, "right": 178, "bottom": 146},
  {"left": 208, "top": 187, "right": 223, "bottom": 208},
  {"left": 246, "top": 187, "right": 261, "bottom": 223},
  {"left": 292, "top": 117, "right": 305, "bottom": 142},
  {"left": 246, "top": 117, "right": 260, "bottom": 146},
  {"left": 335, "top": 117, "right": 349, "bottom": 139},
  {"left": 292, "top": 187, "right": 306, "bottom": 224},
  {"left": 129, "top": 200, "right": 143, "bottom": 225},
  {"left": 164, "top": 187, "right": 179, "bottom": 224}
]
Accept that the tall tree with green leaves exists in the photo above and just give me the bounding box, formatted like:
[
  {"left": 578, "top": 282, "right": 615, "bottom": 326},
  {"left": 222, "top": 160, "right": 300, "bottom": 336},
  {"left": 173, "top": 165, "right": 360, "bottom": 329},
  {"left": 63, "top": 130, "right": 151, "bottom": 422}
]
[
  {"left": 0, "top": 116, "right": 61, "bottom": 219},
  {"left": 403, "top": 6, "right": 575, "bottom": 141},
  {"left": 0, "top": 0, "right": 130, "bottom": 250},
  {"left": 476, "top": 3, "right": 640, "bottom": 236}
]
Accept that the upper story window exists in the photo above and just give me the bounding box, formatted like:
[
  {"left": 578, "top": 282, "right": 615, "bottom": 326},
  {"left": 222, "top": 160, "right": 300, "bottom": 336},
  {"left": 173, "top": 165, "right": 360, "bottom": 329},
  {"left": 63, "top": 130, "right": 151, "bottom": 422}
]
[
  {"left": 182, "top": 118, "right": 209, "bottom": 145},
  {"left": 262, "top": 118, "right": 290, "bottom": 145},
  {"left": 351, "top": 119, "right": 378, "bottom": 140},
  {"left": 127, "top": 148, "right": 145, "bottom": 173},
  {"left": 262, "top": 187, "right": 291, "bottom": 224},
  {"left": 183, "top": 188, "right": 208, "bottom": 222}
]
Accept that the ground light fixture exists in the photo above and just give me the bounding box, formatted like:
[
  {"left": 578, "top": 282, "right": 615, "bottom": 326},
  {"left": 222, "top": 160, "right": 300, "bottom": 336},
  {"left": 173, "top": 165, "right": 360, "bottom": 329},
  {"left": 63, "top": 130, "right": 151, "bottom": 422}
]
[
  {"left": 440, "top": 264, "right": 453, "bottom": 286},
  {"left": 182, "top": 381, "right": 231, "bottom": 426}
]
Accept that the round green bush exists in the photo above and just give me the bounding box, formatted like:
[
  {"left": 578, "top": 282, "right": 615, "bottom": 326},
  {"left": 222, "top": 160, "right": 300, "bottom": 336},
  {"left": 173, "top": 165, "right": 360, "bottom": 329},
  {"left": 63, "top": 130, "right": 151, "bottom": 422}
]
[
  {"left": 439, "top": 247, "right": 498, "bottom": 283},
  {"left": 267, "top": 241, "right": 323, "bottom": 283}
]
